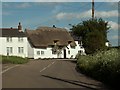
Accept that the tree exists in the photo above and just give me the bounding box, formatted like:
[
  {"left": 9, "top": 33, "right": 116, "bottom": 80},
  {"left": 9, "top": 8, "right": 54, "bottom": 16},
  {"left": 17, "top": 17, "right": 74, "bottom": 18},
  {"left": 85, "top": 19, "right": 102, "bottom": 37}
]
[{"left": 70, "top": 18, "right": 110, "bottom": 54}]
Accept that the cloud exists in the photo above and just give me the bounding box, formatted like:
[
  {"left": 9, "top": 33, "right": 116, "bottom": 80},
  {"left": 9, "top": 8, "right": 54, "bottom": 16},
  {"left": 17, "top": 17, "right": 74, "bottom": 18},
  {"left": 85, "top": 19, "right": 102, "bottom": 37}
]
[
  {"left": 52, "top": 5, "right": 62, "bottom": 14},
  {"left": 56, "top": 12, "right": 74, "bottom": 20},
  {"left": 111, "top": 35, "right": 120, "bottom": 40},
  {"left": 3, "top": 2, "right": 31, "bottom": 8},
  {"left": 55, "top": 9, "right": 118, "bottom": 20},
  {"left": 16, "top": 3, "right": 31, "bottom": 8},
  {"left": 95, "top": 10, "right": 118, "bottom": 18},
  {"left": 2, "top": 11, "right": 11, "bottom": 15},
  {"left": 108, "top": 21, "right": 118, "bottom": 30}
]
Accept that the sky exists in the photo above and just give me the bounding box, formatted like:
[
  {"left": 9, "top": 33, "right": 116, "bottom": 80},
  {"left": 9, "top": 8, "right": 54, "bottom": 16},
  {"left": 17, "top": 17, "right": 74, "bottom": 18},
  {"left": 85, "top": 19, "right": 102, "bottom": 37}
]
[{"left": 1, "top": 1, "right": 119, "bottom": 46}]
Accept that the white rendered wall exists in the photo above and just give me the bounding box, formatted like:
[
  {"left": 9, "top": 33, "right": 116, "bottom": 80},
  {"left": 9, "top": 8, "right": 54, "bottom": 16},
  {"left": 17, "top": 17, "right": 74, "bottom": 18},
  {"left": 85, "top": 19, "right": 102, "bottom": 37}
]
[
  {"left": 0, "top": 37, "right": 2, "bottom": 55},
  {"left": 27, "top": 41, "right": 34, "bottom": 58},
  {"left": 33, "top": 47, "right": 57, "bottom": 59},
  {"left": 66, "top": 41, "right": 86, "bottom": 58},
  {"left": 32, "top": 41, "right": 86, "bottom": 59},
  {"left": 105, "top": 42, "right": 109, "bottom": 47},
  {"left": 0, "top": 37, "right": 28, "bottom": 58}
]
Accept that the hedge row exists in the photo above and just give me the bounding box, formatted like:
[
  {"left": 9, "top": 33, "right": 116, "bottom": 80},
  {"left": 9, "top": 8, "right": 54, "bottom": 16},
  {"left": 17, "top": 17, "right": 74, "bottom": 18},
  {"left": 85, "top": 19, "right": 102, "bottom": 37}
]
[{"left": 77, "top": 48, "right": 120, "bottom": 88}]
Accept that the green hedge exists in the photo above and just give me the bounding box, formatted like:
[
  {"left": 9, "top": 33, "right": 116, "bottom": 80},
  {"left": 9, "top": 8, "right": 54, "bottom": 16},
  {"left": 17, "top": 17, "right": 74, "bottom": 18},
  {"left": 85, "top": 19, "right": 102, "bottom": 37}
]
[
  {"left": 1, "top": 55, "right": 29, "bottom": 64},
  {"left": 77, "top": 48, "right": 120, "bottom": 88}
]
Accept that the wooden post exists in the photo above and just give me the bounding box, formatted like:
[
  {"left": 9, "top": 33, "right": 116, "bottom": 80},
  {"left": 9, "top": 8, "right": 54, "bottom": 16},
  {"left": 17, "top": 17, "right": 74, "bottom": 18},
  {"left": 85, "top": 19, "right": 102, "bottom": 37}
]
[{"left": 92, "top": 0, "right": 94, "bottom": 19}]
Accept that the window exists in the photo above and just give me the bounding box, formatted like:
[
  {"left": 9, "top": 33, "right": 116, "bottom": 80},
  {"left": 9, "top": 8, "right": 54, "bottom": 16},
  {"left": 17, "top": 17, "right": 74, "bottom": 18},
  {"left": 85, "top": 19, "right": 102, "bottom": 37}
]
[
  {"left": 18, "top": 37, "right": 23, "bottom": 42},
  {"left": 6, "top": 37, "right": 12, "bottom": 42},
  {"left": 52, "top": 49, "right": 57, "bottom": 54},
  {"left": 6, "top": 47, "right": 13, "bottom": 55},
  {"left": 80, "top": 46, "right": 83, "bottom": 48},
  {"left": 78, "top": 50, "right": 83, "bottom": 54},
  {"left": 18, "top": 47, "right": 24, "bottom": 54},
  {"left": 37, "top": 51, "right": 40, "bottom": 55},
  {"left": 41, "top": 51, "right": 44, "bottom": 55},
  {"left": 68, "top": 50, "right": 70, "bottom": 54}
]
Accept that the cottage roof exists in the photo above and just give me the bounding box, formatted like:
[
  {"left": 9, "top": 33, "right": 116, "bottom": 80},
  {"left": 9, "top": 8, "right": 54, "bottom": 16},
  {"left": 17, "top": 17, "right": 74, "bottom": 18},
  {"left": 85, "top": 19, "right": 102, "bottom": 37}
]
[
  {"left": 26, "top": 27, "right": 76, "bottom": 48},
  {"left": 0, "top": 28, "right": 26, "bottom": 37}
]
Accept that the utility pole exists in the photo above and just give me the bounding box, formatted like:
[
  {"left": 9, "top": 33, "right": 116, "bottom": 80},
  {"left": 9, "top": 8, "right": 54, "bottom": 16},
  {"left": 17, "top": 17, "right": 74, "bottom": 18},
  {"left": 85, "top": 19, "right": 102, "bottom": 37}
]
[{"left": 92, "top": 0, "right": 94, "bottom": 19}]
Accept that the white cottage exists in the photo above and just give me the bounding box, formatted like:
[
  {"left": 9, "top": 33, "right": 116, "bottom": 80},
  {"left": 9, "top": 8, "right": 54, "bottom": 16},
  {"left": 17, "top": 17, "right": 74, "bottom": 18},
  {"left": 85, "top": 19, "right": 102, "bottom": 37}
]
[
  {"left": 26, "top": 26, "right": 86, "bottom": 59},
  {"left": 0, "top": 23, "right": 86, "bottom": 59},
  {"left": 0, "top": 23, "right": 28, "bottom": 58}
]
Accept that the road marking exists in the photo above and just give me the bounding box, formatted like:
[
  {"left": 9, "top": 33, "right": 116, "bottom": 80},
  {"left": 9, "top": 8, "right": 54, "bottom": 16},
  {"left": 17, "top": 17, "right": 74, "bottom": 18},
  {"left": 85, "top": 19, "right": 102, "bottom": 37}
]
[
  {"left": 1, "top": 65, "right": 19, "bottom": 74},
  {"left": 3, "top": 66, "right": 10, "bottom": 69},
  {"left": 40, "top": 61, "right": 55, "bottom": 73}
]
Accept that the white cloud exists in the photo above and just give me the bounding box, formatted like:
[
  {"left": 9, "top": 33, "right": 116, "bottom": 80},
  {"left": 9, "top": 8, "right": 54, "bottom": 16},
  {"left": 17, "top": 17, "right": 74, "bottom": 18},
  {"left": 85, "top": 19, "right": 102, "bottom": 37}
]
[
  {"left": 95, "top": 10, "right": 118, "bottom": 18},
  {"left": 52, "top": 5, "right": 62, "bottom": 14},
  {"left": 16, "top": 3, "right": 31, "bottom": 8},
  {"left": 111, "top": 35, "right": 120, "bottom": 40},
  {"left": 55, "top": 9, "right": 118, "bottom": 20},
  {"left": 56, "top": 12, "right": 77, "bottom": 20},
  {"left": 2, "top": 11, "right": 11, "bottom": 15},
  {"left": 2, "top": 2, "right": 31, "bottom": 8},
  {"left": 108, "top": 21, "right": 118, "bottom": 30},
  {"left": 64, "top": 27, "right": 70, "bottom": 30}
]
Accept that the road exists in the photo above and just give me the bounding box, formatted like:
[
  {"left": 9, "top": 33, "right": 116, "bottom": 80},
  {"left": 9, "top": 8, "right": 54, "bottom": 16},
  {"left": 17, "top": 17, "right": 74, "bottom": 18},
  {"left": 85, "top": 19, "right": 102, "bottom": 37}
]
[{"left": 2, "top": 59, "right": 109, "bottom": 89}]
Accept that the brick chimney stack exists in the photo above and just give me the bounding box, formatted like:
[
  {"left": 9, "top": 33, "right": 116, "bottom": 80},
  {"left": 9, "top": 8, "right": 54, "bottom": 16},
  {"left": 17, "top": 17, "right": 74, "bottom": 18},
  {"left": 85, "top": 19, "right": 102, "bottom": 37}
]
[{"left": 18, "top": 22, "right": 22, "bottom": 32}]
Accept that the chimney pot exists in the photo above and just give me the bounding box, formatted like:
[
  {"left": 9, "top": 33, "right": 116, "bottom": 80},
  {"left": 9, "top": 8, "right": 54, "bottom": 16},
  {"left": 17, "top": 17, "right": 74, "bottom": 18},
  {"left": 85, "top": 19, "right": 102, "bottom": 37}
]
[
  {"left": 18, "top": 22, "right": 22, "bottom": 32},
  {"left": 53, "top": 25, "right": 56, "bottom": 28}
]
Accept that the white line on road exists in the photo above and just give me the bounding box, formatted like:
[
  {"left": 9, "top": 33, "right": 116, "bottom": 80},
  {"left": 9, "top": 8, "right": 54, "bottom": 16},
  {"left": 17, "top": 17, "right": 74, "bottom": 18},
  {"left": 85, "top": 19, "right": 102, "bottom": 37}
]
[
  {"left": 1, "top": 65, "right": 19, "bottom": 74},
  {"left": 3, "top": 66, "right": 10, "bottom": 69},
  {"left": 40, "top": 61, "right": 55, "bottom": 73}
]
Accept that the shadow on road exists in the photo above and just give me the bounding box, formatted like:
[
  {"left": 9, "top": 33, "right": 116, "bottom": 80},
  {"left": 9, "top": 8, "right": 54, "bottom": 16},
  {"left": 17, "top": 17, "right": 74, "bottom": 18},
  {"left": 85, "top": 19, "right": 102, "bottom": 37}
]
[{"left": 41, "top": 75, "right": 108, "bottom": 90}]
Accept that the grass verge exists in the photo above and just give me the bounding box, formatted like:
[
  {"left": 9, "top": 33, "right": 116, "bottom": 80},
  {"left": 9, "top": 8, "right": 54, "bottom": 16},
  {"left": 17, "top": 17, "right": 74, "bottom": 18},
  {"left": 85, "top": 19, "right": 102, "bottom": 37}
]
[{"left": 0, "top": 55, "right": 29, "bottom": 64}]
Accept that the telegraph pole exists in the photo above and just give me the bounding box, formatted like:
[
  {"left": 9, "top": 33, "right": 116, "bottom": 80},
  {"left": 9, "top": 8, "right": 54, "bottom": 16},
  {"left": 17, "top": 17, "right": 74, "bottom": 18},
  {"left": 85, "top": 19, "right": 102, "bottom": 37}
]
[{"left": 92, "top": 0, "right": 94, "bottom": 19}]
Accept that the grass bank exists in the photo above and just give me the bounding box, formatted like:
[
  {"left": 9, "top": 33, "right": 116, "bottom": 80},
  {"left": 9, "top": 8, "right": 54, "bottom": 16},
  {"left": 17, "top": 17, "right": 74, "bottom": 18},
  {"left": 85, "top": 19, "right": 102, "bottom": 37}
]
[
  {"left": 0, "top": 55, "right": 29, "bottom": 64},
  {"left": 76, "top": 48, "right": 120, "bottom": 89}
]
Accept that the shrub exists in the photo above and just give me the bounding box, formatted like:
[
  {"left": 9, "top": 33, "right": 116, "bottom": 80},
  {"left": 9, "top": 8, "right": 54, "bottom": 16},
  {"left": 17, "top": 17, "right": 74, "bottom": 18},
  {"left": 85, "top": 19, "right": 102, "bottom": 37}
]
[{"left": 77, "top": 48, "right": 120, "bottom": 88}]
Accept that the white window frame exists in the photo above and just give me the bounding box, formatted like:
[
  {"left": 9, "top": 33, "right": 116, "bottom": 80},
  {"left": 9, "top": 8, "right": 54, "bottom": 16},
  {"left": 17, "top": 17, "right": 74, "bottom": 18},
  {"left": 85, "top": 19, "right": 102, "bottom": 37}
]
[
  {"left": 37, "top": 51, "right": 40, "bottom": 55},
  {"left": 6, "top": 47, "right": 13, "bottom": 55},
  {"left": 41, "top": 51, "right": 44, "bottom": 55},
  {"left": 18, "top": 37, "right": 23, "bottom": 42},
  {"left": 18, "top": 47, "right": 24, "bottom": 54},
  {"left": 6, "top": 37, "right": 12, "bottom": 42},
  {"left": 68, "top": 50, "right": 70, "bottom": 54}
]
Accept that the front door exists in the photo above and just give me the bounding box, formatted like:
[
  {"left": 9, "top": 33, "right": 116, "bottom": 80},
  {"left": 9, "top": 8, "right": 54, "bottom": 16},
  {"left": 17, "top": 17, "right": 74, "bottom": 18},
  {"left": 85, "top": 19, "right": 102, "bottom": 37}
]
[{"left": 64, "top": 49, "right": 66, "bottom": 58}]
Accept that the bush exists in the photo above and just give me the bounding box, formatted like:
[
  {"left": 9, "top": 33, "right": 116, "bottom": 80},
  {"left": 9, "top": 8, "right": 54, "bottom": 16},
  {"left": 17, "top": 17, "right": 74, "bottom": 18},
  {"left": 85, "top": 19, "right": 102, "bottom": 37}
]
[
  {"left": 77, "top": 48, "right": 120, "bottom": 88},
  {"left": 1, "top": 55, "right": 29, "bottom": 64}
]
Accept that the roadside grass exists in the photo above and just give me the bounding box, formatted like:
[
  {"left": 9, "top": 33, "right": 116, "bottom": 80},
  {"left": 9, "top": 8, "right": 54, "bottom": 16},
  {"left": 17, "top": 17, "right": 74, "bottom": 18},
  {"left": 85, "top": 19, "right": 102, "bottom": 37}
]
[
  {"left": 76, "top": 48, "right": 120, "bottom": 89},
  {"left": 0, "top": 55, "right": 29, "bottom": 64}
]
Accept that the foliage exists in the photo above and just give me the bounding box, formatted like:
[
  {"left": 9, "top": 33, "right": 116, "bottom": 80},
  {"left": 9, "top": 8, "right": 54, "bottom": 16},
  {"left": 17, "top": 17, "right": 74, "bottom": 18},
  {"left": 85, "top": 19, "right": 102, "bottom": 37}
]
[
  {"left": 1, "top": 55, "right": 29, "bottom": 64},
  {"left": 77, "top": 48, "right": 120, "bottom": 88},
  {"left": 70, "top": 18, "right": 110, "bottom": 54}
]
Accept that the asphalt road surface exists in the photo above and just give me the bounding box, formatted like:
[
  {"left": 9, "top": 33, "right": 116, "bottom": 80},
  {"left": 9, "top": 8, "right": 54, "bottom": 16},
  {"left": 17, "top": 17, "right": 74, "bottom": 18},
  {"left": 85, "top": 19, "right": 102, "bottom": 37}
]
[{"left": 2, "top": 59, "right": 110, "bottom": 89}]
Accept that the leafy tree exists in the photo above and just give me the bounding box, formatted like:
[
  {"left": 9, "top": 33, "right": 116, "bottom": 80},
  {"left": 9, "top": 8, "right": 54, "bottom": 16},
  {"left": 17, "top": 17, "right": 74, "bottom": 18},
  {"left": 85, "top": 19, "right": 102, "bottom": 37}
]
[{"left": 70, "top": 18, "right": 110, "bottom": 54}]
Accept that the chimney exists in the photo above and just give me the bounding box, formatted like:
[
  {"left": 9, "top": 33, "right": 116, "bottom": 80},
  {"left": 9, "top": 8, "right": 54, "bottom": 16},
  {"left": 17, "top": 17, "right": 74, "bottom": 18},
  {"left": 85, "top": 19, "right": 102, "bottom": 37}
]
[
  {"left": 18, "top": 22, "right": 22, "bottom": 32},
  {"left": 53, "top": 25, "right": 56, "bottom": 28}
]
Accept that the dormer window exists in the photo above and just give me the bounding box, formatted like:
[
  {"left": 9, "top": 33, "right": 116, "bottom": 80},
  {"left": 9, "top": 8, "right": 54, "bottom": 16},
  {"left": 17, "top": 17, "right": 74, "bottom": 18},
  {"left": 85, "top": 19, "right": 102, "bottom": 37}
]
[
  {"left": 18, "top": 37, "right": 23, "bottom": 42},
  {"left": 68, "top": 41, "right": 72, "bottom": 44},
  {"left": 6, "top": 37, "right": 12, "bottom": 42},
  {"left": 54, "top": 40, "right": 59, "bottom": 43}
]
